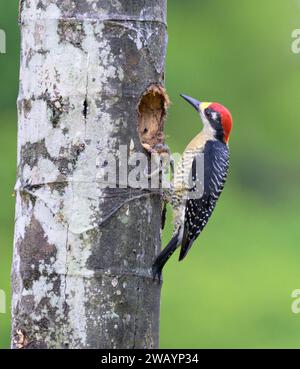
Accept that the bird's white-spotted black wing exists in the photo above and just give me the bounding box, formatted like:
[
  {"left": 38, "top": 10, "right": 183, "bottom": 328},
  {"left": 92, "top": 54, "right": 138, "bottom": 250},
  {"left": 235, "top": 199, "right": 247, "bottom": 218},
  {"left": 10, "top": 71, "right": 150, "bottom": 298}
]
[{"left": 179, "top": 140, "right": 229, "bottom": 261}]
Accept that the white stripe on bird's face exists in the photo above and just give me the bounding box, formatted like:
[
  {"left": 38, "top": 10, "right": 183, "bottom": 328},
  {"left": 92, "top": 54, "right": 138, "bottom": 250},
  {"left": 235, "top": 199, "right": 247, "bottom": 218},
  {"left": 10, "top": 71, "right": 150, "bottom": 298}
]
[{"left": 199, "top": 102, "right": 216, "bottom": 137}]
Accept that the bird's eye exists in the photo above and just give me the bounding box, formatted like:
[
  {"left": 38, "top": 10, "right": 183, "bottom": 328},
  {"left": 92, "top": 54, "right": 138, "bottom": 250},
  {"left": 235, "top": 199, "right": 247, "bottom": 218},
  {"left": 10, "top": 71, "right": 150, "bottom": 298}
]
[
  {"left": 205, "top": 109, "right": 219, "bottom": 122},
  {"left": 205, "top": 109, "right": 211, "bottom": 119}
]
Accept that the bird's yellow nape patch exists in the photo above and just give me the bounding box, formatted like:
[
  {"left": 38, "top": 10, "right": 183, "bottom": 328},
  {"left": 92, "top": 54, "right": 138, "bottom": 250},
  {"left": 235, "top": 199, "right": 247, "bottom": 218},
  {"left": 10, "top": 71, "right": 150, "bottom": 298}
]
[{"left": 200, "top": 102, "right": 211, "bottom": 111}]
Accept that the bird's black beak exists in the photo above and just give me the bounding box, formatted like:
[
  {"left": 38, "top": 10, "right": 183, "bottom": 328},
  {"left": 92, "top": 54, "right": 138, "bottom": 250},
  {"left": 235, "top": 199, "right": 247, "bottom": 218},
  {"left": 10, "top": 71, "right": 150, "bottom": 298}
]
[{"left": 180, "top": 94, "right": 201, "bottom": 112}]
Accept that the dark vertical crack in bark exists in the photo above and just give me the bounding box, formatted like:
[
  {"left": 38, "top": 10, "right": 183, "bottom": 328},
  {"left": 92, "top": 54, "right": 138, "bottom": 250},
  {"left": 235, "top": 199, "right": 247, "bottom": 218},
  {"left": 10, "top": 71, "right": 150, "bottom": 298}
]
[
  {"left": 83, "top": 54, "right": 89, "bottom": 137},
  {"left": 83, "top": 98, "right": 88, "bottom": 120}
]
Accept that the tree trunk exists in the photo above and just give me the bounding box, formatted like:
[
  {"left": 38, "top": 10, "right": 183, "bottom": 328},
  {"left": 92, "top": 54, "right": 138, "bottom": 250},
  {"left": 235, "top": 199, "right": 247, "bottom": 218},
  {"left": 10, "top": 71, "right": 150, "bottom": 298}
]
[{"left": 12, "top": 0, "right": 168, "bottom": 349}]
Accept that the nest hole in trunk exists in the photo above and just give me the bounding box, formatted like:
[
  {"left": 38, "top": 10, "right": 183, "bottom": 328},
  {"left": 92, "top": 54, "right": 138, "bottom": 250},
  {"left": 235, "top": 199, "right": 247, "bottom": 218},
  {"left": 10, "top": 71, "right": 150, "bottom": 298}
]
[{"left": 137, "top": 84, "right": 169, "bottom": 154}]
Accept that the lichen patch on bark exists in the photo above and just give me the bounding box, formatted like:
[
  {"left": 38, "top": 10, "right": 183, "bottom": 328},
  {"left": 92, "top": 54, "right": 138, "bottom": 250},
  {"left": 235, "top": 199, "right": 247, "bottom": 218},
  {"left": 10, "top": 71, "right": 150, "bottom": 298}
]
[
  {"left": 57, "top": 19, "right": 86, "bottom": 49},
  {"left": 13, "top": 329, "right": 29, "bottom": 349}
]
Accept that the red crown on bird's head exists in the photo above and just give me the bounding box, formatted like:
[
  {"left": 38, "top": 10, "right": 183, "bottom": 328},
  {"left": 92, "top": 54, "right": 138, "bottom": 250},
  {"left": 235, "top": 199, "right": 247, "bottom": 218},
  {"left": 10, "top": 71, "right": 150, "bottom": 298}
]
[{"left": 208, "top": 103, "right": 233, "bottom": 143}]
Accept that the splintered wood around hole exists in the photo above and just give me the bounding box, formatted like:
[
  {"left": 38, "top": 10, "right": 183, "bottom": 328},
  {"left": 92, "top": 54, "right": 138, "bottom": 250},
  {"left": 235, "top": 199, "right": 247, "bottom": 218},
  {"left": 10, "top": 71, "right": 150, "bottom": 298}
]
[{"left": 138, "top": 85, "right": 169, "bottom": 151}]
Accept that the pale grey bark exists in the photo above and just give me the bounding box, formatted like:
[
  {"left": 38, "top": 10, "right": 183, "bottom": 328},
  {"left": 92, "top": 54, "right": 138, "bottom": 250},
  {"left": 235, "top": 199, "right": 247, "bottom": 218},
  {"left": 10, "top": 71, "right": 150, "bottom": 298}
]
[{"left": 12, "top": 0, "right": 168, "bottom": 349}]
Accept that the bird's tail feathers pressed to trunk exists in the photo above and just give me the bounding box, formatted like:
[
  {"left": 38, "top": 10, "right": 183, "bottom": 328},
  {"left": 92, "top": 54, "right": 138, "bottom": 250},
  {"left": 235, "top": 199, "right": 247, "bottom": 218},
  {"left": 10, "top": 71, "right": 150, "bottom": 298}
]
[{"left": 152, "top": 232, "right": 180, "bottom": 282}]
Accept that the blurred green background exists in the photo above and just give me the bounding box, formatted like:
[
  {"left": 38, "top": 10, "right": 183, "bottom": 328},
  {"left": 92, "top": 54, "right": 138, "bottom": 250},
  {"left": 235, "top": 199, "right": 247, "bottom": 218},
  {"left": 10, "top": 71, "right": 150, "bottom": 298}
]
[{"left": 1, "top": 0, "right": 300, "bottom": 348}]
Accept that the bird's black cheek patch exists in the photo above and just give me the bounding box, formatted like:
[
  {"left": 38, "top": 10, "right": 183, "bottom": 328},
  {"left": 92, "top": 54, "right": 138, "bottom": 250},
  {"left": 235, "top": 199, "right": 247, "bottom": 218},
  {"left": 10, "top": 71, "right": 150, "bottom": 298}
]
[{"left": 137, "top": 84, "right": 169, "bottom": 155}]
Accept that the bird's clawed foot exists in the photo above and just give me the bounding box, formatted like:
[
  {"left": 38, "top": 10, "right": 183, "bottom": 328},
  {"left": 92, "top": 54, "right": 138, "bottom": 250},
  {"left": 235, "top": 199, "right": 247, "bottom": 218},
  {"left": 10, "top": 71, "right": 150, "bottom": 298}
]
[{"left": 142, "top": 142, "right": 173, "bottom": 181}]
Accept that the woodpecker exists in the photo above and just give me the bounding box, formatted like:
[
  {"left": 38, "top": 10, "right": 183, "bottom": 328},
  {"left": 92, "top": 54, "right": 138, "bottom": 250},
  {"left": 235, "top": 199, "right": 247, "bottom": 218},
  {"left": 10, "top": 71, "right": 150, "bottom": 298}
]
[{"left": 152, "top": 94, "right": 233, "bottom": 281}]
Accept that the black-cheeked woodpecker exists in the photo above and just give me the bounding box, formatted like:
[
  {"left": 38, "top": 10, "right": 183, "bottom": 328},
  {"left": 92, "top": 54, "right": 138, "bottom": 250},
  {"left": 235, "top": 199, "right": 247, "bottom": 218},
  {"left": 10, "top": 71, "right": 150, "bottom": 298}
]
[{"left": 152, "top": 94, "right": 233, "bottom": 281}]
